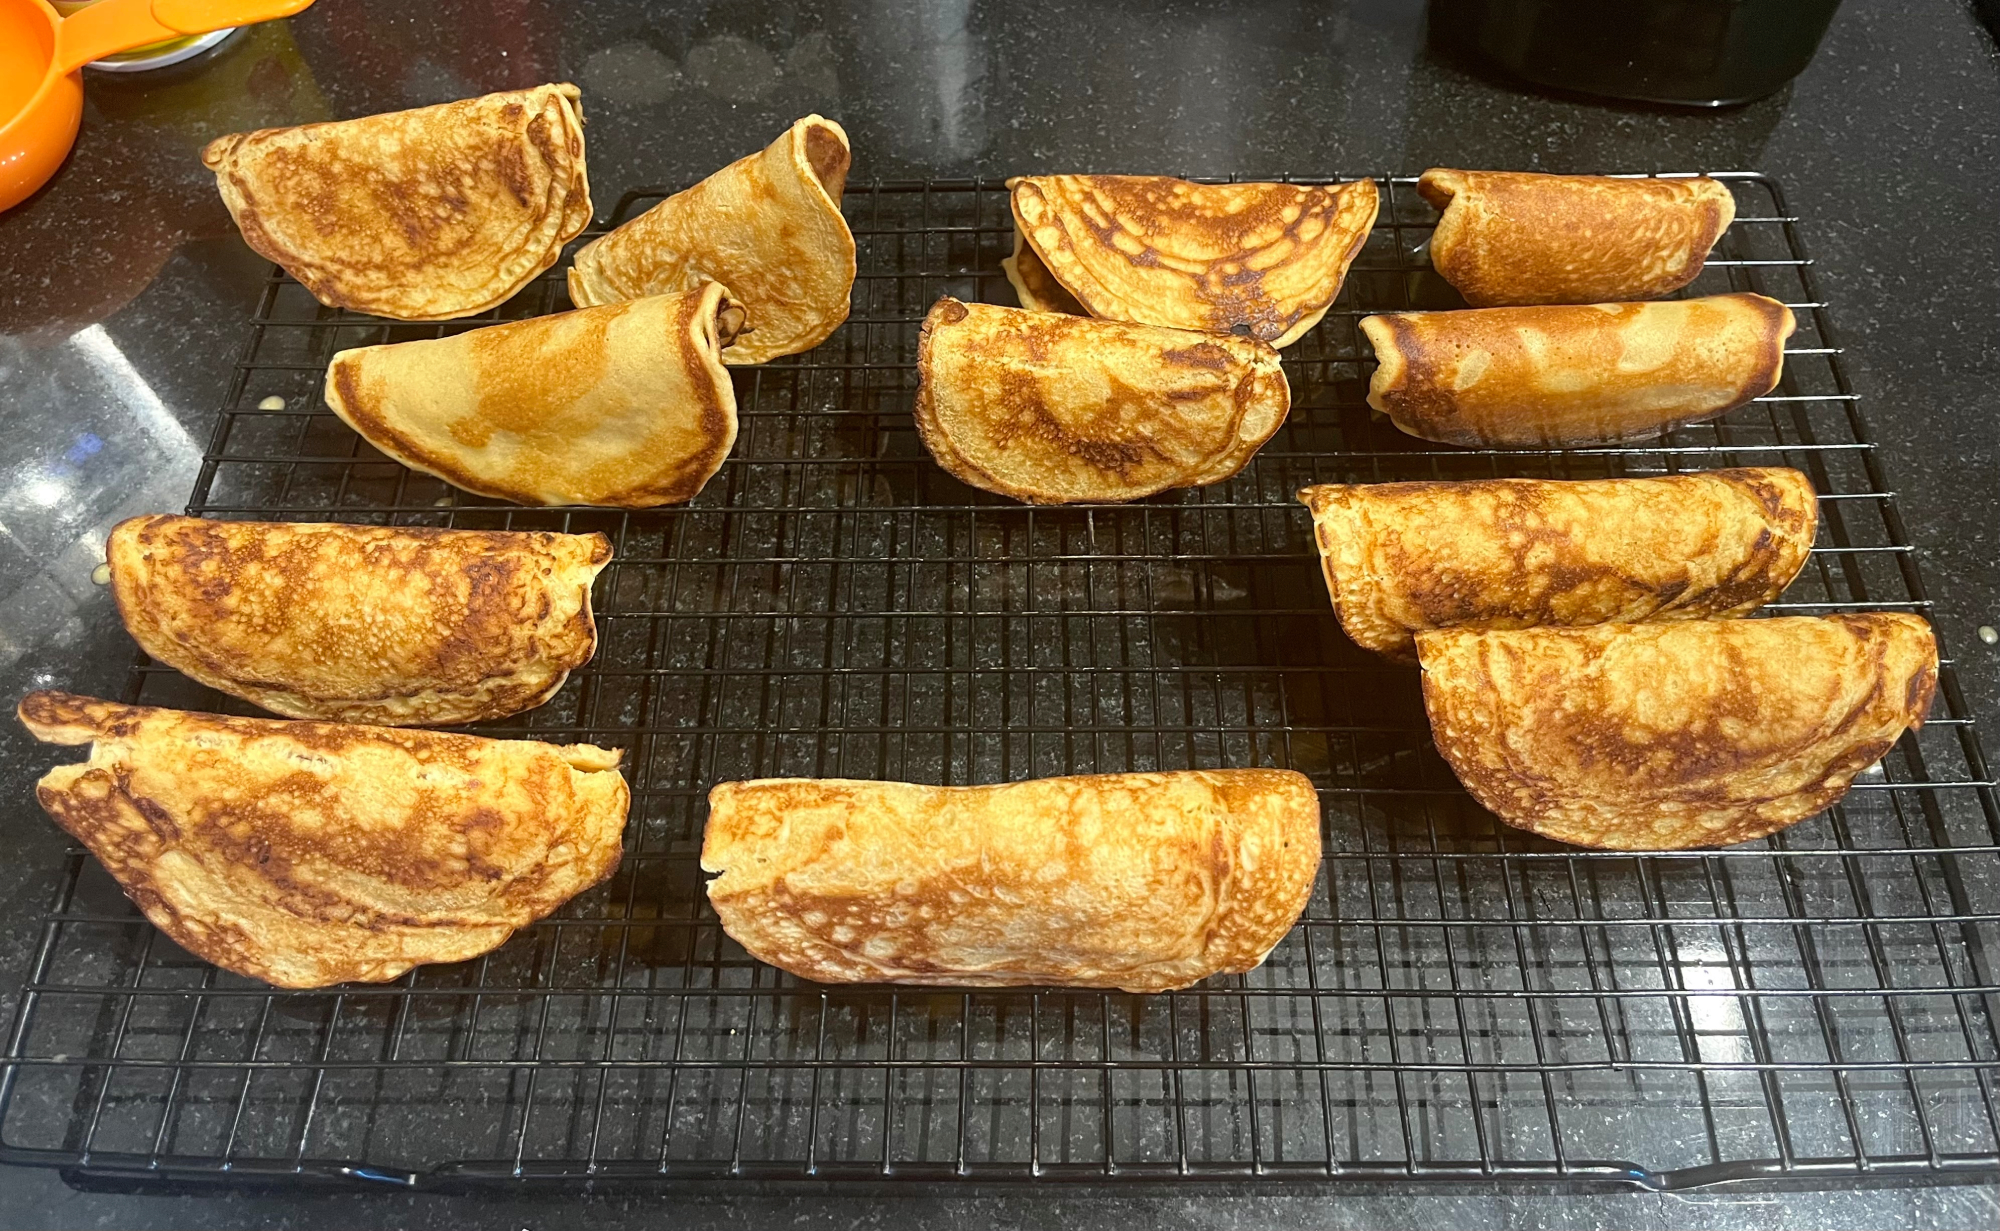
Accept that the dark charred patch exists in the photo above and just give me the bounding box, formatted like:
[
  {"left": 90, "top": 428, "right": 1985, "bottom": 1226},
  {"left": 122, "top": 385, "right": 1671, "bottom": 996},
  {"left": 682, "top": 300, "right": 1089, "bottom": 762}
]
[{"left": 134, "top": 796, "right": 181, "bottom": 843}]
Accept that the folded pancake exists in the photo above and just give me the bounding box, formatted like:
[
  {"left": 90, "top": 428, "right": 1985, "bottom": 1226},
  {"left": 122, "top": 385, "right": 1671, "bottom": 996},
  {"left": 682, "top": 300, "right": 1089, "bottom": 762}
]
[
  {"left": 1363, "top": 293, "right": 1795, "bottom": 447},
  {"left": 325, "top": 283, "right": 745, "bottom": 507},
  {"left": 1419, "top": 169, "right": 1735, "bottom": 306},
  {"left": 19, "top": 692, "right": 629, "bottom": 988},
  {"left": 108, "top": 515, "right": 612, "bottom": 726},
  {"left": 915, "top": 298, "right": 1290, "bottom": 504},
  {"left": 1008, "top": 175, "right": 1378, "bottom": 346},
  {"left": 1299, "top": 469, "right": 1817, "bottom": 659},
  {"left": 203, "top": 84, "right": 591, "bottom": 321},
  {"left": 1416, "top": 615, "right": 1937, "bottom": 850},
  {"left": 702, "top": 770, "right": 1321, "bottom": 992},
  {"left": 568, "top": 115, "right": 853, "bottom": 364}
]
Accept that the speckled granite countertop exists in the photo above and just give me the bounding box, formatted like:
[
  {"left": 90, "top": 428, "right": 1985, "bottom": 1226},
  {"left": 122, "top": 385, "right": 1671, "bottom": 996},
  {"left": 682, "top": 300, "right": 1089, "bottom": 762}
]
[{"left": 1, "top": 1, "right": 1997, "bottom": 1226}]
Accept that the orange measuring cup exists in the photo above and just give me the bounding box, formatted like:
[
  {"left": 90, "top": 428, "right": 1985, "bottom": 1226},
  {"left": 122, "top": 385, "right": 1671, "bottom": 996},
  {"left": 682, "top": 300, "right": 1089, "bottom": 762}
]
[{"left": 0, "top": 0, "right": 316, "bottom": 211}]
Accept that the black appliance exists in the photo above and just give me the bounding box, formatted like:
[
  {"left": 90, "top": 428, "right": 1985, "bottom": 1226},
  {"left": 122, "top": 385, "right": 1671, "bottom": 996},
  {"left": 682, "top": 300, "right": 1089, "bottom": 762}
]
[{"left": 1430, "top": 0, "right": 1842, "bottom": 106}]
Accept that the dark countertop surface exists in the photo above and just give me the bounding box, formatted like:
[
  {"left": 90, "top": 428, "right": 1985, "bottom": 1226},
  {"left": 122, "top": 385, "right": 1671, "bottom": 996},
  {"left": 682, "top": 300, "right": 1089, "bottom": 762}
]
[{"left": 2, "top": 0, "right": 1999, "bottom": 1226}]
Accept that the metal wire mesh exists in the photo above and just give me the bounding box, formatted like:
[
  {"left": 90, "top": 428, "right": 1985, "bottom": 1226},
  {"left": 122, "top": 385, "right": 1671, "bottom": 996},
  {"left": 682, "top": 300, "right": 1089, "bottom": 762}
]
[{"left": 2, "top": 174, "right": 1998, "bottom": 1191}]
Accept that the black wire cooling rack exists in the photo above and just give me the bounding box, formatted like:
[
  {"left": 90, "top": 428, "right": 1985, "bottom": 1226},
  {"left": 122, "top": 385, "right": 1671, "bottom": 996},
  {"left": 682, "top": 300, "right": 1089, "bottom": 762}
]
[{"left": 2, "top": 174, "right": 1997, "bottom": 1192}]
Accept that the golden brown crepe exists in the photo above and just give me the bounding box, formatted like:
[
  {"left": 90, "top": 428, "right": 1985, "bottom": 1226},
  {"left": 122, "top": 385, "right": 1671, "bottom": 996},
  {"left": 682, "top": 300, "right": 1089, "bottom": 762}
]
[
  {"left": 702, "top": 770, "right": 1321, "bottom": 992},
  {"left": 325, "top": 283, "right": 745, "bottom": 507},
  {"left": 1417, "top": 615, "right": 1937, "bottom": 850},
  {"left": 914, "top": 298, "right": 1290, "bottom": 504},
  {"left": 202, "top": 84, "right": 591, "bottom": 321},
  {"left": 1363, "top": 293, "right": 1795, "bottom": 447},
  {"left": 567, "top": 115, "right": 853, "bottom": 364},
  {"left": 1008, "top": 175, "right": 1379, "bottom": 347},
  {"left": 1419, "top": 169, "right": 1735, "bottom": 306},
  {"left": 108, "top": 515, "right": 612, "bottom": 726},
  {"left": 19, "top": 692, "right": 629, "bottom": 988},
  {"left": 1299, "top": 469, "right": 1817, "bottom": 659}
]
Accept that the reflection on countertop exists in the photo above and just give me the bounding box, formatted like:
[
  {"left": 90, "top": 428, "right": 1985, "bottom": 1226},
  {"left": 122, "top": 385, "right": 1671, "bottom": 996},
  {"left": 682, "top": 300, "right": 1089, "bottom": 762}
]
[{"left": 0, "top": 325, "right": 199, "bottom": 672}]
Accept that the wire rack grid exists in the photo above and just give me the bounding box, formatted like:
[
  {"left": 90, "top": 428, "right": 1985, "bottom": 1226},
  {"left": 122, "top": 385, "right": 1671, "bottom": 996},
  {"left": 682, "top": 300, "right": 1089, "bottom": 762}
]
[{"left": 1, "top": 173, "right": 1997, "bottom": 1192}]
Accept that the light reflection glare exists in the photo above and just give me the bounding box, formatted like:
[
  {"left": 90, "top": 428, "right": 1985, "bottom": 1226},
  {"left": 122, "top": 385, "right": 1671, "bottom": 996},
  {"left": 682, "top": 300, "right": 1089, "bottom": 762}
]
[
  {"left": 1680, "top": 937, "right": 1752, "bottom": 1064},
  {"left": 925, "top": 0, "right": 977, "bottom": 158},
  {"left": 68, "top": 324, "right": 197, "bottom": 460},
  {"left": 25, "top": 479, "right": 63, "bottom": 506}
]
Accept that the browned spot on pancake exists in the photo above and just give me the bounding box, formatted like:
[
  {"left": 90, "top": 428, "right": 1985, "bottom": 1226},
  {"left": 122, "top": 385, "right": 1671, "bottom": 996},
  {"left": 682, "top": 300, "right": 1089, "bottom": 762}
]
[
  {"left": 134, "top": 795, "right": 181, "bottom": 842},
  {"left": 325, "top": 354, "right": 464, "bottom": 479},
  {"left": 803, "top": 122, "right": 850, "bottom": 201},
  {"left": 977, "top": 368, "right": 1144, "bottom": 479},
  {"left": 1370, "top": 314, "right": 1475, "bottom": 441},
  {"left": 332, "top": 357, "right": 365, "bottom": 418},
  {"left": 1906, "top": 663, "right": 1938, "bottom": 719},
  {"left": 500, "top": 120, "right": 537, "bottom": 207},
  {"left": 1162, "top": 343, "right": 1233, "bottom": 373},
  {"left": 1737, "top": 297, "right": 1793, "bottom": 403},
  {"left": 458, "top": 309, "right": 617, "bottom": 449}
]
